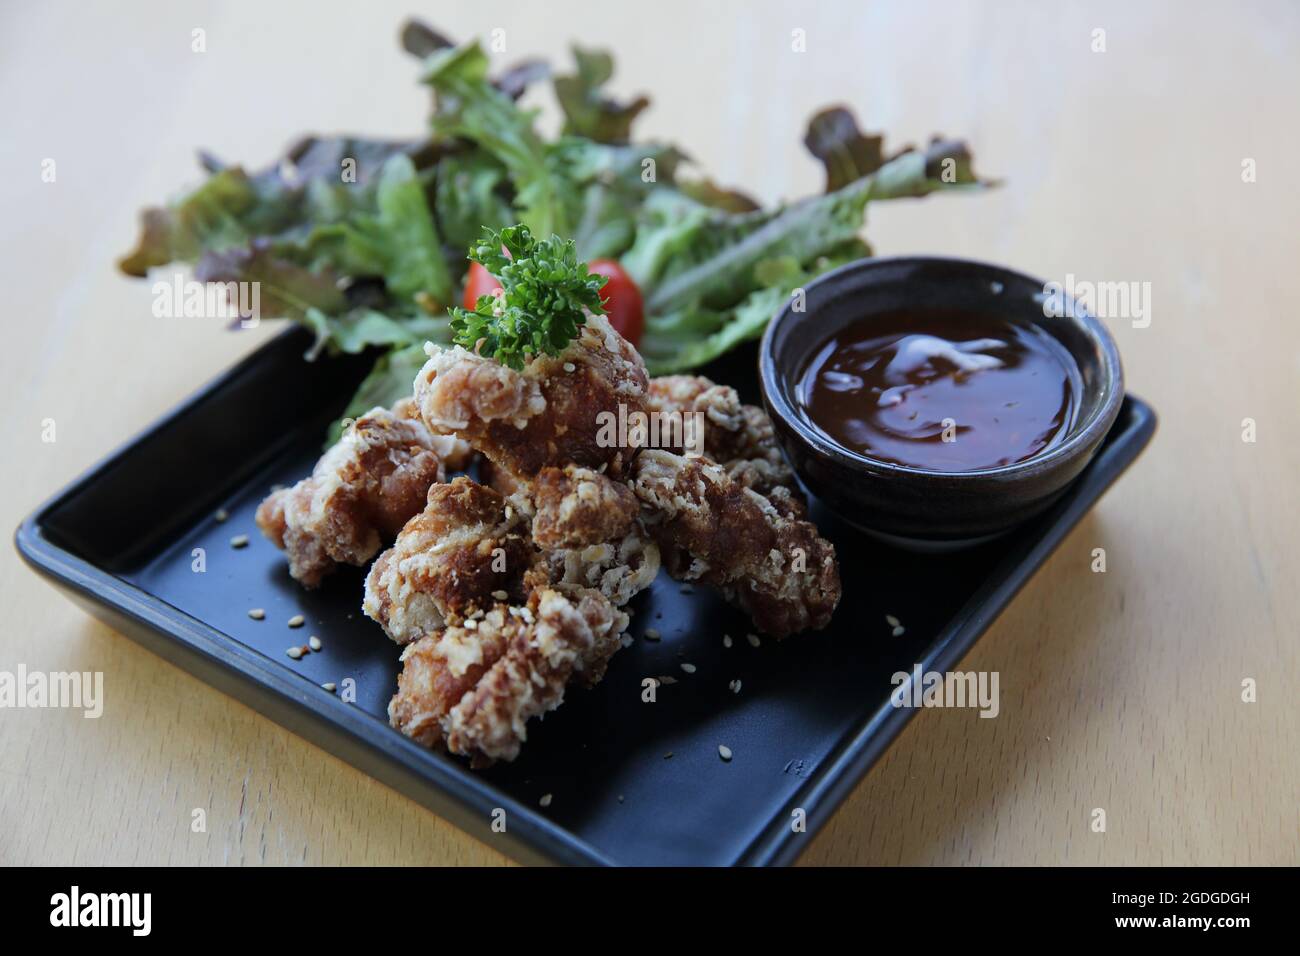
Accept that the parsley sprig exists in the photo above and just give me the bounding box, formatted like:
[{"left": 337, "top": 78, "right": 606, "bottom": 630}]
[{"left": 450, "top": 225, "right": 606, "bottom": 369}]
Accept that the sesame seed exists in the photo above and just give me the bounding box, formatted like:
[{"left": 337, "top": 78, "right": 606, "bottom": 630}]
[
  {"left": 746, "top": 633, "right": 761, "bottom": 648},
  {"left": 563, "top": 362, "right": 576, "bottom": 373},
  {"left": 308, "top": 636, "right": 322, "bottom": 652},
  {"left": 658, "top": 675, "right": 677, "bottom": 685},
  {"left": 248, "top": 608, "right": 265, "bottom": 620},
  {"left": 680, "top": 662, "right": 696, "bottom": 674},
  {"left": 885, "top": 614, "right": 901, "bottom": 628},
  {"left": 729, "top": 679, "right": 742, "bottom": 694},
  {"left": 322, "top": 682, "right": 336, "bottom": 692},
  {"left": 214, "top": 508, "right": 229, "bottom": 522},
  {"left": 539, "top": 793, "right": 553, "bottom": 807},
  {"left": 663, "top": 752, "right": 673, "bottom": 760},
  {"left": 892, "top": 625, "right": 905, "bottom": 637},
  {"left": 286, "top": 646, "right": 303, "bottom": 660},
  {"left": 723, "top": 634, "right": 732, "bottom": 648},
  {"left": 230, "top": 534, "right": 249, "bottom": 549},
  {"left": 718, "top": 745, "right": 733, "bottom": 762},
  {"left": 644, "top": 628, "right": 661, "bottom": 641},
  {"left": 288, "top": 614, "right": 305, "bottom": 628},
  {"left": 492, "top": 590, "right": 508, "bottom": 601}
]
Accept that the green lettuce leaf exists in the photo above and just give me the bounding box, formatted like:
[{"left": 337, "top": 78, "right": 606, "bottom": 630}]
[
  {"left": 325, "top": 343, "right": 431, "bottom": 445},
  {"left": 554, "top": 46, "right": 649, "bottom": 144},
  {"left": 120, "top": 136, "right": 436, "bottom": 279},
  {"left": 560, "top": 139, "right": 686, "bottom": 260},
  {"left": 401, "top": 18, "right": 549, "bottom": 102},
  {"left": 303, "top": 308, "right": 450, "bottom": 357},
  {"left": 627, "top": 133, "right": 989, "bottom": 373},
  {"left": 432, "top": 151, "right": 514, "bottom": 264},
  {"left": 423, "top": 42, "right": 578, "bottom": 238},
  {"left": 630, "top": 137, "right": 989, "bottom": 315},
  {"left": 120, "top": 23, "right": 998, "bottom": 442},
  {"left": 638, "top": 242, "right": 869, "bottom": 374},
  {"left": 369, "top": 153, "right": 452, "bottom": 304},
  {"left": 119, "top": 169, "right": 259, "bottom": 276},
  {"left": 193, "top": 240, "right": 348, "bottom": 322},
  {"left": 803, "top": 106, "right": 890, "bottom": 192}
]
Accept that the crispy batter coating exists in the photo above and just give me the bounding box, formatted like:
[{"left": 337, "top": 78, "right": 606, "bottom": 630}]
[
  {"left": 255, "top": 404, "right": 470, "bottom": 588},
  {"left": 392, "top": 397, "right": 475, "bottom": 472},
  {"left": 265, "top": 313, "right": 846, "bottom": 765},
  {"left": 363, "top": 477, "right": 534, "bottom": 643},
  {"left": 526, "top": 532, "right": 659, "bottom": 608},
  {"left": 389, "top": 586, "right": 629, "bottom": 763},
  {"left": 646, "top": 375, "right": 800, "bottom": 502},
  {"left": 629, "top": 449, "right": 840, "bottom": 637},
  {"left": 523, "top": 465, "right": 660, "bottom": 606},
  {"left": 414, "top": 313, "right": 648, "bottom": 483},
  {"left": 646, "top": 374, "right": 746, "bottom": 436},
  {"left": 388, "top": 603, "right": 518, "bottom": 750},
  {"left": 530, "top": 464, "right": 639, "bottom": 549}
]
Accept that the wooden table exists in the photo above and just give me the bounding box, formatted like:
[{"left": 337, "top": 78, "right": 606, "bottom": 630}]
[{"left": 2, "top": 1, "right": 1296, "bottom": 865}]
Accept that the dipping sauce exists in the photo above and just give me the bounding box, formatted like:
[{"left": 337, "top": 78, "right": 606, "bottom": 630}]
[{"left": 799, "top": 310, "right": 1080, "bottom": 472}]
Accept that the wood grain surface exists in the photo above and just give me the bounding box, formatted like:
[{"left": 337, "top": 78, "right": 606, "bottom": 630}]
[{"left": 1, "top": 0, "right": 1296, "bottom": 866}]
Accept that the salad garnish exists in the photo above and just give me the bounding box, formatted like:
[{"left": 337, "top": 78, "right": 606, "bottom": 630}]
[
  {"left": 118, "top": 18, "right": 991, "bottom": 440},
  {"left": 449, "top": 225, "right": 605, "bottom": 369}
]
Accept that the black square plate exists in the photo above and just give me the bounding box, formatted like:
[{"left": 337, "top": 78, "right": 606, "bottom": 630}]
[{"left": 16, "top": 329, "right": 1155, "bottom": 866}]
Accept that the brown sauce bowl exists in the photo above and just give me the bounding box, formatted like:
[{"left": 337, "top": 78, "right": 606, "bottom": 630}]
[{"left": 759, "top": 256, "right": 1125, "bottom": 549}]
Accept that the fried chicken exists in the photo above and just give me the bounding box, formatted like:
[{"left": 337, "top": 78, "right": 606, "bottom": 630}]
[
  {"left": 363, "top": 477, "right": 534, "bottom": 644},
  {"left": 629, "top": 449, "right": 840, "bottom": 638},
  {"left": 381, "top": 467, "right": 652, "bottom": 763},
  {"left": 529, "top": 464, "right": 640, "bottom": 549},
  {"left": 393, "top": 397, "right": 475, "bottom": 471},
  {"left": 388, "top": 603, "right": 518, "bottom": 750},
  {"left": 413, "top": 312, "right": 649, "bottom": 483},
  {"left": 389, "top": 586, "right": 629, "bottom": 763},
  {"left": 261, "top": 249, "right": 847, "bottom": 767},
  {"left": 646, "top": 374, "right": 801, "bottom": 503},
  {"left": 523, "top": 465, "right": 660, "bottom": 607},
  {"left": 255, "top": 402, "right": 471, "bottom": 588}
]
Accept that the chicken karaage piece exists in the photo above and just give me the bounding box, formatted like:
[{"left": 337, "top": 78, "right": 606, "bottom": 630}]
[
  {"left": 522, "top": 464, "right": 660, "bottom": 607},
  {"left": 646, "top": 374, "right": 801, "bottom": 503},
  {"left": 529, "top": 463, "right": 639, "bottom": 549},
  {"left": 629, "top": 449, "right": 840, "bottom": 638},
  {"left": 413, "top": 312, "right": 649, "bottom": 483},
  {"left": 255, "top": 401, "right": 471, "bottom": 588},
  {"left": 382, "top": 465, "right": 657, "bottom": 762},
  {"left": 363, "top": 477, "right": 534, "bottom": 644},
  {"left": 389, "top": 586, "right": 629, "bottom": 764}
]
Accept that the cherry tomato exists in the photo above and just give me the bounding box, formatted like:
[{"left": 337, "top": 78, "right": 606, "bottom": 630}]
[
  {"left": 462, "top": 261, "right": 503, "bottom": 309},
  {"left": 587, "top": 259, "right": 645, "bottom": 346}
]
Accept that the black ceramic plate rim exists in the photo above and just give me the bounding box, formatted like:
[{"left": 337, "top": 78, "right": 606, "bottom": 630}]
[
  {"left": 738, "top": 404, "right": 1153, "bottom": 863},
  {"left": 14, "top": 517, "right": 612, "bottom": 866},
  {"left": 11, "top": 337, "right": 607, "bottom": 866},
  {"left": 760, "top": 254, "right": 1125, "bottom": 482},
  {"left": 14, "top": 330, "right": 1156, "bottom": 866}
]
